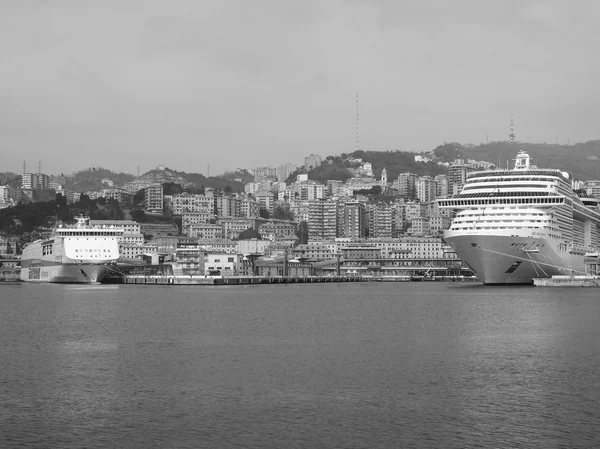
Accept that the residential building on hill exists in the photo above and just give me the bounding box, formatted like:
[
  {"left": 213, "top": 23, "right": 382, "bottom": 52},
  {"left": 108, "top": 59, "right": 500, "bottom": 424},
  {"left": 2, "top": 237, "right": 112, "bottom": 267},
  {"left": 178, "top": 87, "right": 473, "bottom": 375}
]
[
  {"left": 170, "top": 193, "right": 215, "bottom": 216},
  {"left": 304, "top": 154, "right": 322, "bottom": 170},
  {"left": 144, "top": 184, "right": 164, "bottom": 213},
  {"left": 344, "top": 201, "right": 366, "bottom": 239},
  {"left": 0, "top": 185, "right": 21, "bottom": 208},
  {"left": 308, "top": 199, "right": 338, "bottom": 241},
  {"left": 447, "top": 164, "right": 476, "bottom": 196},
  {"left": 188, "top": 223, "right": 224, "bottom": 240}
]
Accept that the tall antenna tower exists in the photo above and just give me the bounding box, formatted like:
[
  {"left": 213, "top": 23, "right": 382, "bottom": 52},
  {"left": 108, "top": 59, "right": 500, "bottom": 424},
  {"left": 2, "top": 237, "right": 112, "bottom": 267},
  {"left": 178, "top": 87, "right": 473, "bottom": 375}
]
[
  {"left": 22, "top": 161, "right": 26, "bottom": 174},
  {"left": 509, "top": 114, "right": 515, "bottom": 143},
  {"left": 38, "top": 161, "right": 41, "bottom": 175},
  {"left": 137, "top": 165, "right": 140, "bottom": 177},
  {"left": 207, "top": 164, "right": 210, "bottom": 177},
  {"left": 356, "top": 93, "right": 360, "bottom": 152}
]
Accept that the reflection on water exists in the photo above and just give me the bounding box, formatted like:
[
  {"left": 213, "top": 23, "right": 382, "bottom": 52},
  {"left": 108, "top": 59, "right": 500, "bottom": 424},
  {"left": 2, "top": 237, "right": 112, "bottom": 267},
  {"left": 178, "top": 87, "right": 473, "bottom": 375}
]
[{"left": 1, "top": 282, "right": 599, "bottom": 448}]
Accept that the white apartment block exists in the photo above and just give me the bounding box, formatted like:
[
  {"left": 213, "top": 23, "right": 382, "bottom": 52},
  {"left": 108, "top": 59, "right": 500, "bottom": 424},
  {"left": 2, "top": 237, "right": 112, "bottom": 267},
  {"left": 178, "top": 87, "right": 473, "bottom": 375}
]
[
  {"left": 182, "top": 212, "right": 213, "bottom": 231},
  {"left": 144, "top": 184, "right": 164, "bottom": 213},
  {"left": 409, "top": 217, "right": 430, "bottom": 236},
  {"left": 118, "top": 243, "right": 158, "bottom": 262},
  {"left": 429, "top": 214, "right": 451, "bottom": 236},
  {"left": 255, "top": 192, "right": 275, "bottom": 215},
  {"left": 308, "top": 199, "right": 338, "bottom": 241},
  {"left": 240, "top": 197, "right": 260, "bottom": 217},
  {"left": 290, "top": 201, "right": 309, "bottom": 223},
  {"left": 21, "top": 173, "right": 39, "bottom": 190},
  {"left": 0, "top": 186, "right": 21, "bottom": 207},
  {"left": 198, "top": 240, "right": 237, "bottom": 254},
  {"left": 171, "top": 193, "right": 215, "bottom": 215},
  {"left": 258, "top": 220, "right": 297, "bottom": 239},
  {"left": 416, "top": 176, "right": 437, "bottom": 203},
  {"left": 188, "top": 223, "right": 224, "bottom": 239},
  {"left": 236, "top": 239, "right": 271, "bottom": 255},
  {"left": 217, "top": 217, "right": 257, "bottom": 239},
  {"left": 205, "top": 253, "right": 241, "bottom": 276},
  {"left": 304, "top": 154, "right": 322, "bottom": 169},
  {"left": 276, "top": 162, "right": 296, "bottom": 182},
  {"left": 216, "top": 195, "right": 241, "bottom": 217},
  {"left": 434, "top": 174, "right": 448, "bottom": 198}
]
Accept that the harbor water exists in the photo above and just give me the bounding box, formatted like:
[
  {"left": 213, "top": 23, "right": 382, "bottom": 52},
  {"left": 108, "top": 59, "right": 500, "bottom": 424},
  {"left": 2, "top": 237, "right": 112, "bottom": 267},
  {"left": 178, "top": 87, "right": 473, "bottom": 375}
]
[{"left": 1, "top": 282, "right": 599, "bottom": 448}]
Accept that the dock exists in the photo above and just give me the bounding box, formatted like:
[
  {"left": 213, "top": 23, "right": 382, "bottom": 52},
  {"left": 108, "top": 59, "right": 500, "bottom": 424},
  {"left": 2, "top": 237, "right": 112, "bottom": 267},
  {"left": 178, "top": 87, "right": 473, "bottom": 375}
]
[
  {"left": 102, "top": 274, "right": 477, "bottom": 286},
  {"left": 533, "top": 275, "right": 600, "bottom": 287}
]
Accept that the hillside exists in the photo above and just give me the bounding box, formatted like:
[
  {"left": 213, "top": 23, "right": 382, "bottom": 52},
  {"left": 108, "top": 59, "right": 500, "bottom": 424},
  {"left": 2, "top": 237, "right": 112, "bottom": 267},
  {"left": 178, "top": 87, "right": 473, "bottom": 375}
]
[
  {"left": 0, "top": 172, "right": 21, "bottom": 188},
  {"left": 347, "top": 150, "right": 447, "bottom": 180},
  {"left": 178, "top": 171, "right": 245, "bottom": 193},
  {"left": 67, "top": 167, "right": 136, "bottom": 192},
  {"left": 458, "top": 141, "right": 600, "bottom": 181},
  {"left": 287, "top": 150, "right": 448, "bottom": 183}
]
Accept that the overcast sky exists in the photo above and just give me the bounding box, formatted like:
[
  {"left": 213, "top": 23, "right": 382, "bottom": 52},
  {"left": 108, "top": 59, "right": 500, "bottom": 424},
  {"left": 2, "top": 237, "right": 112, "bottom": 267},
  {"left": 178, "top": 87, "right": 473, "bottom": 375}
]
[{"left": 1, "top": 0, "right": 598, "bottom": 176}]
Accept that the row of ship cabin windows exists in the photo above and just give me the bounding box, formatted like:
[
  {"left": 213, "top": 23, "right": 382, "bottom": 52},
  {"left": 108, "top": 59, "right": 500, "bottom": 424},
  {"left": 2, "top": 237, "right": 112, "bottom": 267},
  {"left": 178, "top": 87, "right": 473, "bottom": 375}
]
[
  {"left": 444, "top": 198, "right": 562, "bottom": 206},
  {"left": 61, "top": 232, "right": 121, "bottom": 236}
]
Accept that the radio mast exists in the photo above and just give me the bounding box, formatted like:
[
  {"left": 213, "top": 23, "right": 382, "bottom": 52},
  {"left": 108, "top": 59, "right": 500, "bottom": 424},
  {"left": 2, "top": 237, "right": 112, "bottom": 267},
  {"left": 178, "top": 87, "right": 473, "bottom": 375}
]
[{"left": 509, "top": 114, "right": 515, "bottom": 143}]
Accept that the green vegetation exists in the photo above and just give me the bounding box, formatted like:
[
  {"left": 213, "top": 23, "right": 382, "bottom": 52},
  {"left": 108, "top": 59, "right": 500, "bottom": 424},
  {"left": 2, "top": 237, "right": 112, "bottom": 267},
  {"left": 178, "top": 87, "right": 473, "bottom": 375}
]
[
  {"left": 0, "top": 194, "right": 125, "bottom": 237},
  {"left": 174, "top": 171, "right": 245, "bottom": 193},
  {"left": 0, "top": 172, "right": 20, "bottom": 188},
  {"left": 458, "top": 141, "right": 600, "bottom": 181},
  {"left": 273, "top": 204, "right": 295, "bottom": 221},
  {"left": 353, "top": 186, "right": 382, "bottom": 196},
  {"left": 348, "top": 150, "right": 446, "bottom": 181},
  {"left": 235, "top": 228, "right": 262, "bottom": 240},
  {"left": 67, "top": 167, "right": 135, "bottom": 192},
  {"left": 220, "top": 169, "right": 254, "bottom": 184}
]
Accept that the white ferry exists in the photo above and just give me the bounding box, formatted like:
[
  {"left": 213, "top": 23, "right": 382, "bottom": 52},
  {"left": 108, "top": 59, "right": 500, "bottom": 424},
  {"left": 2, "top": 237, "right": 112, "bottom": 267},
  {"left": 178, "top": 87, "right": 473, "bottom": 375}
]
[
  {"left": 438, "top": 151, "right": 600, "bottom": 284},
  {"left": 20, "top": 215, "right": 122, "bottom": 283}
]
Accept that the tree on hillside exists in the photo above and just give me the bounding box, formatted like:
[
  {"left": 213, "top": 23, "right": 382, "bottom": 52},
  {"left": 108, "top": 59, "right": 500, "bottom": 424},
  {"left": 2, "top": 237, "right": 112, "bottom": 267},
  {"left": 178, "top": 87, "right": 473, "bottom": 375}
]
[
  {"left": 235, "top": 228, "right": 262, "bottom": 240},
  {"left": 273, "top": 205, "right": 295, "bottom": 221},
  {"left": 296, "top": 221, "right": 309, "bottom": 245},
  {"left": 433, "top": 143, "right": 462, "bottom": 161},
  {"left": 130, "top": 209, "right": 148, "bottom": 223},
  {"left": 353, "top": 186, "right": 382, "bottom": 195},
  {"left": 259, "top": 208, "right": 270, "bottom": 219},
  {"left": 163, "top": 182, "right": 184, "bottom": 195},
  {"left": 133, "top": 189, "right": 145, "bottom": 206}
]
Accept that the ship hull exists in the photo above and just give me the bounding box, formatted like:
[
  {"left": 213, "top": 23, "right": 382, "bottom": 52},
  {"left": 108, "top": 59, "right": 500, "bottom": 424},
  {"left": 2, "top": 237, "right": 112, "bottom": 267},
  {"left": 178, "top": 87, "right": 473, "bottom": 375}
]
[
  {"left": 445, "top": 233, "right": 582, "bottom": 284},
  {"left": 20, "top": 263, "right": 110, "bottom": 283}
]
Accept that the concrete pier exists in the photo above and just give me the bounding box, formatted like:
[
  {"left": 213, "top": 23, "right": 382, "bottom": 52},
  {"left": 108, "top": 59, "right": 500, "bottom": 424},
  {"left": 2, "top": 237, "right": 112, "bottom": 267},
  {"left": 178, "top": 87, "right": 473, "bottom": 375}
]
[
  {"left": 103, "top": 274, "right": 476, "bottom": 286},
  {"left": 533, "top": 275, "right": 600, "bottom": 287}
]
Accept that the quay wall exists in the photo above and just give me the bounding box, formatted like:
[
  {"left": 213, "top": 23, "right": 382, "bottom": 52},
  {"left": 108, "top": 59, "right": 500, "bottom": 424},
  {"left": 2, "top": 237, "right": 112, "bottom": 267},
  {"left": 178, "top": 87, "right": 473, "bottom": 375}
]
[
  {"left": 534, "top": 275, "right": 600, "bottom": 287},
  {"left": 104, "top": 275, "right": 476, "bottom": 286}
]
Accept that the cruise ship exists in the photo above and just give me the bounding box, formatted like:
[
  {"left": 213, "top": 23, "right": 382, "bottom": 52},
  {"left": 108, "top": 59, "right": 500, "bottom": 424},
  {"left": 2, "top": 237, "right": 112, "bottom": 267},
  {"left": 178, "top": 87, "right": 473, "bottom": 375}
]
[
  {"left": 438, "top": 151, "right": 600, "bottom": 284},
  {"left": 20, "top": 215, "right": 122, "bottom": 283}
]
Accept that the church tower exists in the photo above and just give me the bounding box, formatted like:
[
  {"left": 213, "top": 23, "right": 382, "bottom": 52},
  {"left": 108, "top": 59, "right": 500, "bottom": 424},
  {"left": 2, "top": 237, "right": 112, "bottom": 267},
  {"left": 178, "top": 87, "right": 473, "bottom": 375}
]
[{"left": 381, "top": 167, "right": 388, "bottom": 185}]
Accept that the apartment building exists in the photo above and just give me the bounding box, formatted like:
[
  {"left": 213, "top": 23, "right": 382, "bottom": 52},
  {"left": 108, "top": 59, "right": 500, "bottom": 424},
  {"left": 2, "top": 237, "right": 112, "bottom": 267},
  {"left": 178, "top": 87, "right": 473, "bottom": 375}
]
[
  {"left": 171, "top": 193, "right": 215, "bottom": 216},
  {"left": 144, "top": 184, "right": 164, "bottom": 213},
  {"left": 368, "top": 202, "right": 395, "bottom": 238},
  {"left": 258, "top": 220, "right": 297, "bottom": 239},
  {"left": 216, "top": 194, "right": 241, "bottom": 218},
  {"left": 344, "top": 201, "right": 366, "bottom": 239},
  {"left": 416, "top": 176, "right": 437, "bottom": 203},
  {"left": 395, "top": 173, "right": 418, "bottom": 198},
  {"left": 188, "top": 223, "right": 224, "bottom": 240},
  {"left": 0, "top": 185, "right": 21, "bottom": 208},
  {"left": 308, "top": 199, "right": 338, "bottom": 241},
  {"left": 447, "top": 164, "right": 476, "bottom": 196}
]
